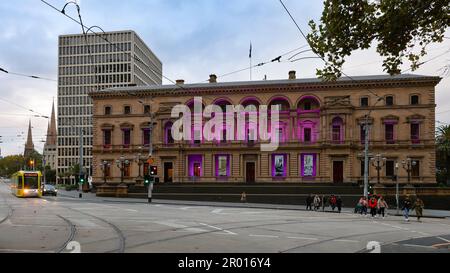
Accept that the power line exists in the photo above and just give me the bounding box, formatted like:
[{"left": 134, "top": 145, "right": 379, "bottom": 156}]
[{"left": 0, "top": 67, "right": 57, "bottom": 82}]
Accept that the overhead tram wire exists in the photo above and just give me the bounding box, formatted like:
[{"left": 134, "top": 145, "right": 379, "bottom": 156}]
[{"left": 0, "top": 67, "right": 57, "bottom": 82}]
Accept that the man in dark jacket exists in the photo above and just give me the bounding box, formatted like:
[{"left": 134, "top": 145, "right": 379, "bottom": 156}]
[
  {"left": 402, "top": 196, "right": 412, "bottom": 222},
  {"left": 306, "top": 194, "right": 313, "bottom": 211},
  {"left": 336, "top": 196, "right": 343, "bottom": 213}
]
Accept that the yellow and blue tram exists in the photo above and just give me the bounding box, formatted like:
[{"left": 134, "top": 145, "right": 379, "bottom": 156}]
[{"left": 11, "top": 171, "right": 42, "bottom": 198}]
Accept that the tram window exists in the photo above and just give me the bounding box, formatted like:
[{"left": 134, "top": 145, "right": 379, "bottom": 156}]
[
  {"left": 24, "top": 176, "right": 39, "bottom": 189},
  {"left": 17, "top": 176, "right": 23, "bottom": 189}
]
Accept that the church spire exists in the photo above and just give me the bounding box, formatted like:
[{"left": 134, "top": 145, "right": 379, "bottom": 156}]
[
  {"left": 45, "top": 100, "right": 57, "bottom": 145},
  {"left": 24, "top": 119, "right": 35, "bottom": 157}
]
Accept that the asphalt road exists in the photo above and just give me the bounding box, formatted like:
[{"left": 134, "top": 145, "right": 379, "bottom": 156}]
[{"left": 0, "top": 179, "right": 449, "bottom": 253}]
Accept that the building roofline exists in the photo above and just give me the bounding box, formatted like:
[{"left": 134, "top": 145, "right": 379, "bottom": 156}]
[
  {"left": 89, "top": 74, "right": 442, "bottom": 98},
  {"left": 58, "top": 30, "right": 136, "bottom": 38}
]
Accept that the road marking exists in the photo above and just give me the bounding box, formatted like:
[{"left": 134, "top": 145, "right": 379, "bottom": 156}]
[
  {"left": 180, "top": 207, "right": 195, "bottom": 210},
  {"left": 199, "top": 223, "right": 237, "bottom": 235},
  {"left": 402, "top": 244, "right": 435, "bottom": 249},
  {"left": 155, "top": 221, "right": 207, "bottom": 233},
  {"left": 333, "top": 239, "right": 360, "bottom": 243},
  {"left": 125, "top": 209, "right": 138, "bottom": 213},
  {"left": 0, "top": 249, "right": 54, "bottom": 253},
  {"left": 417, "top": 232, "right": 432, "bottom": 236},
  {"left": 287, "top": 236, "right": 319, "bottom": 241},
  {"left": 249, "top": 234, "right": 279, "bottom": 238},
  {"left": 437, "top": 237, "right": 450, "bottom": 243}
]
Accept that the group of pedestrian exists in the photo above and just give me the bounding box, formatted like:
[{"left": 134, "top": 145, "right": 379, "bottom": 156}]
[
  {"left": 306, "top": 194, "right": 342, "bottom": 213},
  {"left": 356, "top": 195, "right": 389, "bottom": 218},
  {"left": 355, "top": 194, "right": 425, "bottom": 222}
]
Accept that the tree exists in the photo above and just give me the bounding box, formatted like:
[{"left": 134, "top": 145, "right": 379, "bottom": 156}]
[
  {"left": 308, "top": 0, "right": 449, "bottom": 81},
  {"left": 0, "top": 155, "right": 26, "bottom": 177},
  {"left": 436, "top": 125, "right": 450, "bottom": 185}
]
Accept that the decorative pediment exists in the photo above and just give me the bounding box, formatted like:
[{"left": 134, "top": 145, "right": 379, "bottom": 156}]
[
  {"left": 119, "top": 123, "right": 134, "bottom": 130},
  {"left": 356, "top": 116, "right": 374, "bottom": 125},
  {"left": 381, "top": 115, "right": 400, "bottom": 123},
  {"left": 325, "top": 96, "right": 351, "bottom": 107},
  {"left": 406, "top": 114, "right": 426, "bottom": 123},
  {"left": 158, "top": 102, "right": 183, "bottom": 114},
  {"left": 101, "top": 124, "right": 114, "bottom": 130}
]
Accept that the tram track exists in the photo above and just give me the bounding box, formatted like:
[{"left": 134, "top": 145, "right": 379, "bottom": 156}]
[{"left": 55, "top": 215, "right": 77, "bottom": 253}]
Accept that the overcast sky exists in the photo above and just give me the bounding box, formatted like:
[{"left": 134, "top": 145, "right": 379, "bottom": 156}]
[{"left": 0, "top": 0, "right": 449, "bottom": 156}]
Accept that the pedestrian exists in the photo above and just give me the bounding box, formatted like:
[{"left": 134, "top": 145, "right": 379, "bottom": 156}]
[
  {"left": 241, "top": 192, "right": 247, "bottom": 203},
  {"left": 377, "top": 196, "right": 388, "bottom": 219},
  {"left": 402, "top": 196, "right": 412, "bottom": 222},
  {"left": 322, "top": 195, "right": 328, "bottom": 212},
  {"left": 368, "top": 196, "right": 378, "bottom": 218},
  {"left": 306, "top": 194, "right": 313, "bottom": 211},
  {"left": 330, "top": 195, "right": 337, "bottom": 211},
  {"left": 336, "top": 196, "right": 342, "bottom": 213},
  {"left": 412, "top": 198, "right": 425, "bottom": 222},
  {"left": 313, "top": 195, "right": 321, "bottom": 211}
]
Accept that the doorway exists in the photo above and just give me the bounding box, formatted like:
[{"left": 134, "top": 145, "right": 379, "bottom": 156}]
[
  {"left": 164, "top": 162, "right": 173, "bottom": 183},
  {"left": 333, "top": 161, "right": 344, "bottom": 183},
  {"left": 246, "top": 162, "right": 256, "bottom": 183}
]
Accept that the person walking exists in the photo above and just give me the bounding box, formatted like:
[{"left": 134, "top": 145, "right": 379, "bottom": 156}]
[
  {"left": 336, "top": 196, "right": 343, "bottom": 213},
  {"left": 402, "top": 196, "right": 412, "bottom": 222},
  {"left": 322, "top": 195, "right": 328, "bottom": 212},
  {"left": 377, "top": 196, "right": 388, "bottom": 219},
  {"left": 368, "top": 196, "right": 378, "bottom": 218},
  {"left": 313, "top": 195, "right": 321, "bottom": 211},
  {"left": 412, "top": 198, "right": 425, "bottom": 222},
  {"left": 330, "top": 195, "right": 337, "bottom": 211},
  {"left": 306, "top": 194, "right": 313, "bottom": 211}
]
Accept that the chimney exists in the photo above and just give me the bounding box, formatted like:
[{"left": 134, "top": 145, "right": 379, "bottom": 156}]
[
  {"left": 176, "top": 79, "right": 185, "bottom": 85},
  {"left": 209, "top": 74, "right": 217, "bottom": 83},
  {"left": 289, "top": 70, "right": 296, "bottom": 80}
]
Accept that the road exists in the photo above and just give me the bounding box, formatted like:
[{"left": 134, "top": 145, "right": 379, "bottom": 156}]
[{"left": 0, "top": 180, "right": 449, "bottom": 253}]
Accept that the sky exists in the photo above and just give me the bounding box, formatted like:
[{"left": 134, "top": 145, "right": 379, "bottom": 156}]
[{"left": 0, "top": 0, "right": 449, "bottom": 156}]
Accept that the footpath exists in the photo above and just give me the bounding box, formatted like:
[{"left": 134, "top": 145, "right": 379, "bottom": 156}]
[{"left": 56, "top": 189, "right": 450, "bottom": 219}]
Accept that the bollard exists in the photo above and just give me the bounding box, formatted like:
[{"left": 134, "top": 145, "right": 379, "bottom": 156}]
[{"left": 79, "top": 193, "right": 82, "bottom": 198}]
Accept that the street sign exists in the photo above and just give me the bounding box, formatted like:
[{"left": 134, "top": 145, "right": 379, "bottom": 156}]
[{"left": 147, "top": 157, "right": 155, "bottom": 164}]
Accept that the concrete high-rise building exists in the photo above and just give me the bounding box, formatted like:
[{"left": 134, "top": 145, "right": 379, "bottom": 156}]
[
  {"left": 43, "top": 101, "right": 57, "bottom": 170},
  {"left": 57, "top": 30, "right": 162, "bottom": 181}
]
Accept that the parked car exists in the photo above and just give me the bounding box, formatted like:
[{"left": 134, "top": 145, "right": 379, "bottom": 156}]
[{"left": 43, "top": 184, "right": 58, "bottom": 196}]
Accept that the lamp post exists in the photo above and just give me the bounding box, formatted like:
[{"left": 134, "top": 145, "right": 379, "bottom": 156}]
[
  {"left": 371, "top": 154, "right": 387, "bottom": 185},
  {"left": 395, "top": 162, "right": 400, "bottom": 215},
  {"left": 100, "top": 161, "right": 110, "bottom": 185},
  {"left": 135, "top": 149, "right": 145, "bottom": 180},
  {"left": 116, "top": 156, "right": 130, "bottom": 186},
  {"left": 402, "top": 158, "right": 417, "bottom": 184}
]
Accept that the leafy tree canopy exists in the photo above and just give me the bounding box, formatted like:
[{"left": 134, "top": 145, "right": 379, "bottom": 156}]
[{"left": 308, "top": 0, "right": 449, "bottom": 81}]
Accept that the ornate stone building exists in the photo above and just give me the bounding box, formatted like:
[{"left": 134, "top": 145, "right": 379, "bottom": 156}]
[
  {"left": 89, "top": 73, "right": 441, "bottom": 187},
  {"left": 24, "top": 120, "right": 35, "bottom": 158}
]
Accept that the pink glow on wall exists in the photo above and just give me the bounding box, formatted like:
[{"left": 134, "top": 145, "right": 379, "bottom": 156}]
[{"left": 298, "top": 119, "right": 319, "bottom": 143}]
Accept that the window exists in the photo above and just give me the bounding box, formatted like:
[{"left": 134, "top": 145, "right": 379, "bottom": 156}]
[
  {"left": 385, "top": 96, "right": 394, "bottom": 106},
  {"left": 304, "top": 102, "right": 311, "bottom": 111},
  {"left": 123, "top": 129, "right": 131, "bottom": 148},
  {"left": 360, "top": 97, "right": 369, "bottom": 107},
  {"left": 103, "top": 130, "right": 112, "bottom": 147},
  {"left": 360, "top": 125, "right": 366, "bottom": 144},
  {"left": 385, "top": 124, "right": 395, "bottom": 144},
  {"left": 124, "top": 164, "right": 131, "bottom": 177},
  {"left": 331, "top": 117, "right": 343, "bottom": 143},
  {"left": 124, "top": 106, "right": 131, "bottom": 115},
  {"left": 304, "top": 128, "right": 312, "bottom": 143},
  {"left": 360, "top": 161, "right": 369, "bottom": 177},
  {"left": 412, "top": 161, "right": 420, "bottom": 177},
  {"left": 144, "top": 105, "right": 151, "bottom": 114},
  {"left": 411, "top": 123, "right": 420, "bottom": 144},
  {"left": 411, "top": 95, "right": 419, "bottom": 105},
  {"left": 386, "top": 160, "right": 395, "bottom": 178},
  {"left": 143, "top": 129, "right": 150, "bottom": 146}
]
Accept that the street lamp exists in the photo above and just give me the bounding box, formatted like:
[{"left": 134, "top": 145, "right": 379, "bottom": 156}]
[
  {"left": 395, "top": 162, "right": 400, "bottom": 215},
  {"left": 135, "top": 149, "right": 146, "bottom": 180},
  {"left": 100, "top": 161, "right": 110, "bottom": 185},
  {"left": 402, "top": 158, "right": 417, "bottom": 184},
  {"left": 371, "top": 154, "right": 387, "bottom": 185},
  {"left": 116, "top": 156, "right": 130, "bottom": 186}
]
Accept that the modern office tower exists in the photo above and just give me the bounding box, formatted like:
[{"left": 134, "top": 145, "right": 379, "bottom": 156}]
[{"left": 57, "top": 30, "right": 162, "bottom": 183}]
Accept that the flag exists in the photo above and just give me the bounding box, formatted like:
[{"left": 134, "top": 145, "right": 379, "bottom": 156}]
[{"left": 249, "top": 42, "right": 252, "bottom": 58}]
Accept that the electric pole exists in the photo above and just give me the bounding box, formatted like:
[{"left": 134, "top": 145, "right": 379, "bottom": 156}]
[{"left": 363, "top": 115, "right": 371, "bottom": 198}]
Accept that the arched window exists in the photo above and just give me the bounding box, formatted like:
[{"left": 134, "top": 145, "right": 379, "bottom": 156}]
[
  {"left": 331, "top": 117, "right": 344, "bottom": 143},
  {"left": 268, "top": 98, "right": 290, "bottom": 112}
]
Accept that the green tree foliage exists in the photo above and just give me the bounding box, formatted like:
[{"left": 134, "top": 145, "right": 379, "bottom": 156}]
[
  {"left": 0, "top": 155, "right": 26, "bottom": 177},
  {"left": 308, "top": 0, "right": 449, "bottom": 81},
  {"left": 436, "top": 125, "right": 450, "bottom": 185}
]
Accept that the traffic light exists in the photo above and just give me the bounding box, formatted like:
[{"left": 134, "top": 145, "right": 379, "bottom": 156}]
[
  {"left": 150, "top": 166, "right": 157, "bottom": 176},
  {"left": 79, "top": 176, "right": 85, "bottom": 184},
  {"left": 144, "top": 175, "right": 154, "bottom": 185}
]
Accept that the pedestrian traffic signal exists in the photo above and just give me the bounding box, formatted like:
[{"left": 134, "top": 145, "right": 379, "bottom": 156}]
[
  {"left": 144, "top": 175, "right": 154, "bottom": 185},
  {"left": 80, "top": 177, "right": 85, "bottom": 184},
  {"left": 150, "top": 166, "right": 157, "bottom": 176}
]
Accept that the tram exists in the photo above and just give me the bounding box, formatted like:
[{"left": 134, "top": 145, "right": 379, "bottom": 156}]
[{"left": 11, "top": 171, "right": 42, "bottom": 198}]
